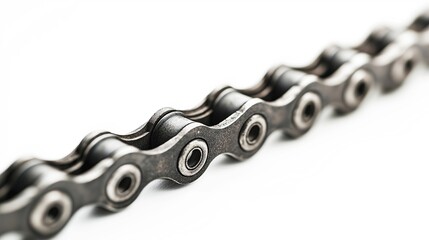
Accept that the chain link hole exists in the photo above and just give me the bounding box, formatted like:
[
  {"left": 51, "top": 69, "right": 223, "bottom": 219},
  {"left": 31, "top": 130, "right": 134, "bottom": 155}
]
[
  {"left": 43, "top": 204, "right": 62, "bottom": 226},
  {"left": 186, "top": 148, "right": 203, "bottom": 170},
  {"left": 117, "top": 176, "right": 133, "bottom": 194},
  {"left": 355, "top": 81, "right": 368, "bottom": 99},
  {"left": 247, "top": 124, "right": 261, "bottom": 144},
  {"left": 302, "top": 102, "right": 316, "bottom": 122},
  {"left": 404, "top": 59, "right": 414, "bottom": 74}
]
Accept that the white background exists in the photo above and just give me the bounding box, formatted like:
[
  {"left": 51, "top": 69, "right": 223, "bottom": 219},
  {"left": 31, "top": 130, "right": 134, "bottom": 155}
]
[{"left": 1, "top": 0, "right": 429, "bottom": 239}]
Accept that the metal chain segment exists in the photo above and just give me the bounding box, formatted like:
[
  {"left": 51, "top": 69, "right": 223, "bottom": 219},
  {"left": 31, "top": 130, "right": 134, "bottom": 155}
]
[{"left": 1, "top": 12, "right": 429, "bottom": 239}]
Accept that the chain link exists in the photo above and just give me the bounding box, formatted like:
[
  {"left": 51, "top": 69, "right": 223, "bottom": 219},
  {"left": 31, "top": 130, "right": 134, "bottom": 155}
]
[{"left": 1, "top": 11, "right": 429, "bottom": 239}]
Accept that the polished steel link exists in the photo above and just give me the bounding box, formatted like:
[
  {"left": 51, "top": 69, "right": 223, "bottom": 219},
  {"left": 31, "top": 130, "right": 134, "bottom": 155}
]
[{"left": 1, "top": 12, "right": 429, "bottom": 239}]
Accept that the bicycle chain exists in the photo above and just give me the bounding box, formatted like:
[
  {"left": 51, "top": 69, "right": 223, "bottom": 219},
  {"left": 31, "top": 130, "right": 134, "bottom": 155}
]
[{"left": 1, "top": 11, "right": 429, "bottom": 239}]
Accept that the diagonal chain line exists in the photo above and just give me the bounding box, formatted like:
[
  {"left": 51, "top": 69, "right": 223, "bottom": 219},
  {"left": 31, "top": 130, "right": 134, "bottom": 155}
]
[{"left": 0, "top": 11, "right": 428, "bottom": 239}]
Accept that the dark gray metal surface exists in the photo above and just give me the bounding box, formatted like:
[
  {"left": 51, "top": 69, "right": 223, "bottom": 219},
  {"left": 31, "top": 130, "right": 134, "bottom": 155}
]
[{"left": 1, "top": 10, "right": 429, "bottom": 239}]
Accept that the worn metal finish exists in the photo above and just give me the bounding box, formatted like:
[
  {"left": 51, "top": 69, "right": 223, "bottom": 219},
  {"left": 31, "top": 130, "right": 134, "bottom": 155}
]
[
  {"left": 1, "top": 12, "right": 429, "bottom": 239},
  {"left": 239, "top": 114, "right": 268, "bottom": 152},
  {"left": 177, "top": 139, "right": 209, "bottom": 176}
]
